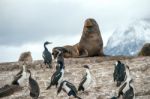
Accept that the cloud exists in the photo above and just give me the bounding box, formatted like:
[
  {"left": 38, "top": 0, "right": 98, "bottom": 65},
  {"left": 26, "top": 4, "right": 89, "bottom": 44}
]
[
  {"left": 0, "top": 0, "right": 150, "bottom": 46},
  {"left": 0, "top": 0, "right": 83, "bottom": 45}
]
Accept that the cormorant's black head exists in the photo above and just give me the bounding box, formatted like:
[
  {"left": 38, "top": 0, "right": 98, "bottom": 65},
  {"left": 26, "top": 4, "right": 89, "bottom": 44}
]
[
  {"left": 126, "top": 65, "right": 130, "bottom": 70},
  {"left": 52, "top": 47, "right": 68, "bottom": 59},
  {"left": 83, "top": 65, "right": 89, "bottom": 69},
  {"left": 117, "top": 60, "right": 121, "bottom": 65},
  {"left": 52, "top": 48, "right": 62, "bottom": 59},
  {"left": 44, "top": 41, "right": 52, "bottom": 45}
]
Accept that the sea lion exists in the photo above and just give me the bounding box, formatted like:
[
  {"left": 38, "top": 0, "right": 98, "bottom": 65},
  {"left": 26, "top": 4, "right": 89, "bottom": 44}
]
[
  {"left": 78, "top": 18, "right": 104, "bottom": 57},
  {"left": 52, "top": 18, "right": 104, "bottom": 58}
]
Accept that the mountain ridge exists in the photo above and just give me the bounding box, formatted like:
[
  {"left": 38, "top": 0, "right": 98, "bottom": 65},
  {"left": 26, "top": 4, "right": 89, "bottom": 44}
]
[{"left": 104, "top": 19, "right": 150, "bottom": 56}]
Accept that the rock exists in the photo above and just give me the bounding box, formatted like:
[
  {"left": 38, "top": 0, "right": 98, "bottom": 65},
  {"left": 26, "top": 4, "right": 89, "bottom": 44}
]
[
  {"left": 18, "top": 51, "right": 33, "bottom": 62},
  {"left": 52, "top": 18, "right": 104, "bottom": 58},
  {"left": 138, "top": 43, "right": 150, "bottom": 56}
]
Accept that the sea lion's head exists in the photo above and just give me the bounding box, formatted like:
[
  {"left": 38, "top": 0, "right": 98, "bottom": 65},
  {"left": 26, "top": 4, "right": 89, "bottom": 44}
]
[{"left": 83, "top": 18, "right": 100, "bottom": 34}]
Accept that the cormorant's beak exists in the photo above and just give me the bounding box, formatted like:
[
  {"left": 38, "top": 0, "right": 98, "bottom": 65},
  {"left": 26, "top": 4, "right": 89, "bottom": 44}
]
[
  {"left": 48, "top": 42, "right": 52, "bottom": 44},
  {"left": 126, "top": 65, "right": 129, "bottom": 69}
]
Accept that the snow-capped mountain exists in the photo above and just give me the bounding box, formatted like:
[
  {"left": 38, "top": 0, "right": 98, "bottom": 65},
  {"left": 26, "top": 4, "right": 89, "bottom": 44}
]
[{"left": 104, "top": 19, "right": 150, "bottom": 56}]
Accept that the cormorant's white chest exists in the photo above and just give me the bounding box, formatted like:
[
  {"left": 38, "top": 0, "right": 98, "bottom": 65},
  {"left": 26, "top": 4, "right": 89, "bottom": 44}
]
[
  {"left": 58, "top": 69, "right": 64, "bottom": 87},
  {"left": 122, "top": 67, "right": 132, "bottom": 93},
  {"left": 83, "top": 69, "right": 92, "bottom": 89},
  {"left": 18, "top": 71, "right": 28, "bottom": 86}
]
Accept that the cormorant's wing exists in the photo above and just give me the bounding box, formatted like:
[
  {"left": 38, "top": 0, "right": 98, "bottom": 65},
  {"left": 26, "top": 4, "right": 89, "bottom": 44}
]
[
  {"left": 11, "top": 74, "right": 22, "bottom": 85},
  {"left": 29, "top": 77, "right": 40, "bottom": 98},
  {"left": 66, "top": 81, "right": 77, "bottom": 94},
  {"left": 123, "top": 85, "right": 134, "bottom": 99},
  {"left": 78, "top": 73, "right": 87, "bottom": 89},
  {"left": 119, "top": 64, "right": 126, "bottom": 81},
  {"left": 113, "top": 65, "right": 117, "bottom": 81},
  {"left": 114, "top": 63, "right": 126, "bottom": 83},
  {"left": 118, "top": 82, "right": 127, "bottom": 97},
  {"left": 16, "top": 69, "right": 23, "bottom": 77},
  {"left": 57, "top": 81, "right": 64, "bottom": 95},
  {"left": 43, "top": 50, "right": 52, "bottom": 61},
  {"left": 51, "top": 70, "right": 62, "bottom": 85}
]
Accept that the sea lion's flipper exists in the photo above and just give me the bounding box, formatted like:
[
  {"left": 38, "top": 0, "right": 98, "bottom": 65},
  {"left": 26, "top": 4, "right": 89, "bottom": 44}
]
[{"left": 78, "top": 49, "right": 88, "bottom": 58}]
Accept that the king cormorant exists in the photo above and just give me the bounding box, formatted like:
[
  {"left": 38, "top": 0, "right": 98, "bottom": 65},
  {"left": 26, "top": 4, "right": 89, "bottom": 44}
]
[
  {"left": 12, "top": 65, "right": 30, "bottom": 86},
  {"left": 78, "top": 65, "right": 92, "bottom": 92},
  {"left": 113, "top": 60, "right": 126, "bottom": 87},
  {"left": 42, "top": 41, "right": 52, "bottom": 68},
  {"left": 57, "top": 80, "right": 81, "bottom": 99},
  {"left": 46, "top": 61, "right": 64, "bottom": 89},
  {"left": 27, "top": 70, "right": 40, "bottom": 99},
  {"left": 117, "top": 65, "right": 135, "bottom": 99}
]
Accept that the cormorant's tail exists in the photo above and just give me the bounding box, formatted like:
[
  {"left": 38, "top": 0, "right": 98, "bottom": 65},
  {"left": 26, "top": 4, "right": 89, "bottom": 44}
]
[
  {"left": 75, "top": 95, "right": 82, "bottom": 99},
  {"left": 0, "top": 84, "right": 22, "bottom": 98},
  {"left": 46, "top": 84, "right": 51, "bottom": 90},
  {"left": 48, "top": 64, "right": 52, "bottom": 69},
  {"left": 78, "top": 86, "right": 84, "bottom": 92}
]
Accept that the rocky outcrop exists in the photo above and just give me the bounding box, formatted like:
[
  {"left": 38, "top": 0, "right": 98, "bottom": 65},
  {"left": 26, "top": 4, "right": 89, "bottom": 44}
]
[
  {"left": 138, "top": 43, "right": 150, "bottom": 56},
  {"left": 52, "top": 18, "right": 104, "bottom": 58},
  {"left": 0, "top": 56, "right": 150, "bottom": 99},
  {"left": 18, "top": 51, "right": 32, "bottom": 62}
]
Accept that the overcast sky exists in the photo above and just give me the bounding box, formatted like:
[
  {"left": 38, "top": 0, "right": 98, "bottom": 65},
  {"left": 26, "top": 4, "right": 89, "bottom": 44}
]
[{"left": 0, "top": 0, "right": 150, "bottom": 62}]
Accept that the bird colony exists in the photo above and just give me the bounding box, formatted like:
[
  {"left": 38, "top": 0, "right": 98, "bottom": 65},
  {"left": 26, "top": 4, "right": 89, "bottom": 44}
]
[{"left": 0, "top": 41, "right": 136, "bottom": 99}]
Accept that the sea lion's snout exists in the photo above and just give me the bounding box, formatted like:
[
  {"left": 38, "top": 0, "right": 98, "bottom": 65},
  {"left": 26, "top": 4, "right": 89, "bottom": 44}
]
[
  {"left": 85, "top": 19, "right": 93, "bottom": 27},
  {"left": 87, "top": 26, "right": 93, "bottom": 33},
  {"left": 84, "top": 19, "right": 94, "bottom": 33}
]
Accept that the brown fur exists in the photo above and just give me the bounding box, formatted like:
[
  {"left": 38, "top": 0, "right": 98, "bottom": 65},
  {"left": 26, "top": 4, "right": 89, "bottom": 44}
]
[
  {"left": 78, "top": 18, "right": 104, "bottom": 57},
  {"left": 63, "top": 43, "right": 80, "bottom": 58}
]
